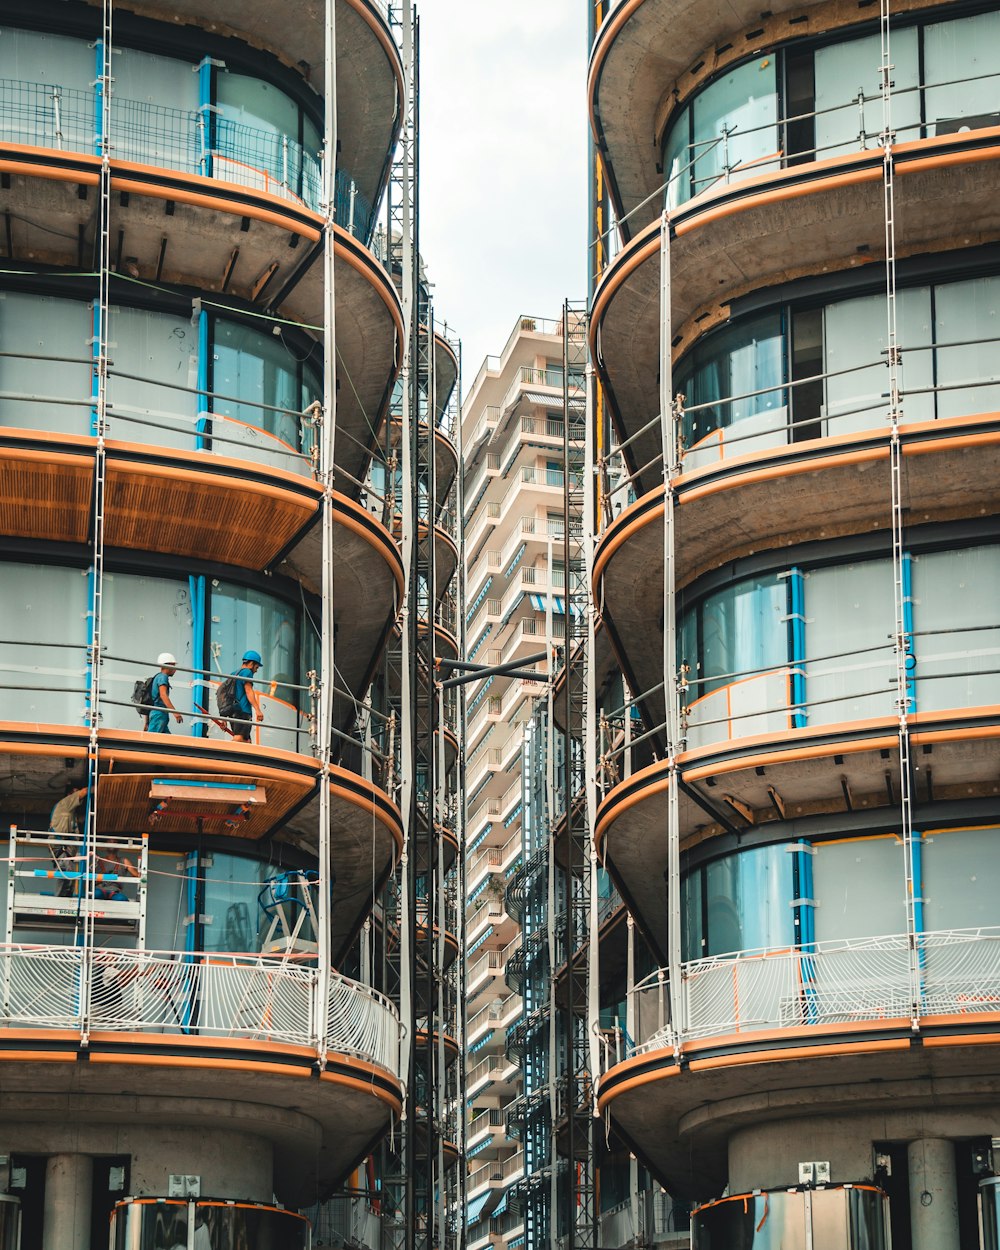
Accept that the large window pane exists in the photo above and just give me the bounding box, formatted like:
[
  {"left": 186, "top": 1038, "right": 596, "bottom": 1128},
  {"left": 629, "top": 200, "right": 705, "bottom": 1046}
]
[
  {"left": 912, "top": 546, "right": 1000, "bottom": 712},
  {"left": 663, "top": 105, "right": 691, "bottom": 209},
  {"left": 0, "top": 562, "right": 87, "bottom": 724},
  {"left": 216, "top": 71, "right": 303, "bottom": 198},
  {"left": 0, "top": 292, "right": 90, "bottom": 434},
  {"left": 804, "top": 560, "right": 895, "bottom": 724},
  {"left": 698, "top": 575, "right": 786, "bottom": 692},
  {"left": 824, "top": 286, "right": 933, "bottom": 433},
  {"left": 212, "top": 319, "right": 317, "bottom": 471},
  {"left": 813, "top": 836, "right": 906, "bottom": 941},
  {"left": 687, "top": 844, "right": 795, "bottom": 958},
  {"left": 934, "top": 275, "right": 1000, "bottom": 419},
  {"left": 0, "top": 28, "right": 94, "bottom": 150},
  {"left": 101, "top": 572, "right": 194, "bottom": 732},
  {"left": 922, "top": 827, "right": 1000, "bottom": 931},
  {"left": 814, "top": 29, "right": 920, "bottom": 155},
  {"left": 107, "top": 306, "right": 198, "bottom": 451},
  {"left": 202, "top": 852, "right": 267, "bottom": 954},
  {"left": 678, "top": 310, "right": 785, "bottom": 460},
  {"left": 683, "top": 574, "right": 788, "bottom": 746},
  {"left": 691, "top": 58, "right": 778, "bottom": 197},
  {"left": 112, "top": 47, "right": 199, "bottom": 171},
  {"left": 924, "top": 11, "right": 1000, "bottom": 135},
  {"left": 146, "top": 850, "right": 186, "bottom": 951}
]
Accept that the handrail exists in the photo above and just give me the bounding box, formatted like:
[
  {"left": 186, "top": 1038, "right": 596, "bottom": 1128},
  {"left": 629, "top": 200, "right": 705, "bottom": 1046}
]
[
  {"left": 0, "top": 942, "right": 402, "bottom": 1070},
  {"left": 603, "top": 926, "right": 1000, "bottom": 1071}
]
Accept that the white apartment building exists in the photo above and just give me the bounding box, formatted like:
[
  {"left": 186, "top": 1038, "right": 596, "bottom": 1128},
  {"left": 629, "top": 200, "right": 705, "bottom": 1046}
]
[{"left": 461, "top": 315, "right": 570, "bottom": 1250}]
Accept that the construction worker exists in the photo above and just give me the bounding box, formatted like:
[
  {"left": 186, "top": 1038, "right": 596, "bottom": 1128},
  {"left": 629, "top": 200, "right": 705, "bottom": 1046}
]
[
  {"left": 48, "top": 783, "right": 86, "bottom": 897},
  {"left": 231, "top": 649, "right": 264, "bottom": 742},
  {"left": 148, "top": 652, "right": 184, "bottom": 734}
]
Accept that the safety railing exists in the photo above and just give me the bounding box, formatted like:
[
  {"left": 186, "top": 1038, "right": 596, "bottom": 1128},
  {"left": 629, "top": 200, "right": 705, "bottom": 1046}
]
[
  {"left": 0, "top": 77, "right": 377, "bottom": 241},
  {"left": 599, "top": 330, "right": 1000, "bottom": 526},
  {"left": 0, "top": 344, "right": 321, "bottom": 482},
  {"left": 662, "top": 62, "right": 1000, "bottom": 213},
  {"left": 601, "top": 927, "right": 1000, "bottom": 1068},
  {"left": 0, "top": 640, "right": 402, "bottom": 791},
  {"left": 0, "top": 943, "right": 402, "bottom": 1067},
  {"left": 593, "top": 613, "right": 1000, "bottom": 765}
]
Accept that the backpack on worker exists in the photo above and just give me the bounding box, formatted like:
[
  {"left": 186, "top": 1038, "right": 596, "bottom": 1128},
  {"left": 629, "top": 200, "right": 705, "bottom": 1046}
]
[
  {"left": 216, "top": 675, "right": 240, "bottom": 718},
  {"left": 131, "top": 675, "right": 155, "bottom": 718}
]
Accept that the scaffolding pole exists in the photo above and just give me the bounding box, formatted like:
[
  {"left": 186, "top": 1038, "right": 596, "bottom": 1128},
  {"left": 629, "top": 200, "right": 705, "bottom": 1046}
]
[
  {"left": 659, "top": 212, "right": 685, "bottom": 1052},
  {"left": 81, "top": 0, "right": 115, "bottom": 1046},
  {"left": 313, "top": 0, "right": 338, "bottom": 1062},
  {"left": 878, "top": 0, "right": 920, "bottom": 1030}
]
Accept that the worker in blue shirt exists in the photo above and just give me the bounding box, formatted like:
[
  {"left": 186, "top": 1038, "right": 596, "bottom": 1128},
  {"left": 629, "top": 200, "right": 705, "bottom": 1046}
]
[
  {"left": 148, "top": 652, "right": 183, "bottom": 734},
  {"left": 231, "top": 650, "right": 264, "bottom": 742}
]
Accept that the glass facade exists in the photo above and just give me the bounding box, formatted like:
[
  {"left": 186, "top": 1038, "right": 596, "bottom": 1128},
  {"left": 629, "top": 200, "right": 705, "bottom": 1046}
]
[
  {"left": 0, "top": 291, "right": 319, "bottom": 474},
  {"left": 0, "top": 25, "right": 326, "bottom": 211},
  {"left": 663, "top": 6, "right": 1000, "bottom": 208},
  {"left": 111, "top": 1198, "right": 310, "bottom": 1250},
  {"left": 693, "top": 1187, "right": 889, "bottom": 1249},
  {"left": 675, "top": 272, "right": 1000, "bottom": 465},
  {"left": 680, "top": 542, "right": 1000, "bottom": 748},
  {"left": 0, "top": 560, "right": 317, "bottom": 749}
]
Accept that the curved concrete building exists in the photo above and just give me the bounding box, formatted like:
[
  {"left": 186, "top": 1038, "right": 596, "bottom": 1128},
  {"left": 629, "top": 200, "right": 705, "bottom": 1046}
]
[
  {"left": 589, "top": 0, "right": 1000, "bottom": 1246},
  {"left": 0, "top": 0, "right": 408, "bottom": 1244}
]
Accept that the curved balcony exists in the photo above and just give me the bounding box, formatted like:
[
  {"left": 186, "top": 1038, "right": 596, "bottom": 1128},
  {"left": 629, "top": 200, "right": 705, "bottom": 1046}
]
[
  {"left": 597, "top": 926, "right": 1000, "bottom": 1196},
  {"left": 79, "top": 0, "right": 403, "bottom": 213},
  {"left": 594, "top": 413, "right": 1000, "bottom": 738},
  {"left": 433, "top": 329, "right": 460, "bottom": 428},
  {"left": 1, "top": 105, "right": 401, "bottom": 489},
  {"left": 589, "top": 0, "right": 830, "bottom": 234},
  {"left": 0, "top": 942, "right": 402, "bottom": 1200},
  {"left": 592, "top": 135, "right": 1000, "bottom": 470}
]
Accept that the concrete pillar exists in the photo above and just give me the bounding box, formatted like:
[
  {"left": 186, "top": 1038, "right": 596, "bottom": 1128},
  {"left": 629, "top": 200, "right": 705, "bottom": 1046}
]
[
  {"left": 908, "top": 1138, "right": 960, "bottom": 1250},
  {"left": 43, "top": 1153, "right": 92, "bottom": 1250}
]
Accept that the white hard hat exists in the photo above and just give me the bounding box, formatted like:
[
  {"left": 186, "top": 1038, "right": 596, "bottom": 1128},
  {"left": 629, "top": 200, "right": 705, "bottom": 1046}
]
[{"left": 157, "top": 652, "right": 177, "bottom": 667}]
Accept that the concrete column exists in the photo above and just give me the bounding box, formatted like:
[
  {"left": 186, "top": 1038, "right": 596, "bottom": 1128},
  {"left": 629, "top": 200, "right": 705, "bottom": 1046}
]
[
  {"left": 43, "top": 1153, "right": 92, "bottom": 1250},
  {"left": 908, "top": 1138, "right": 960, "bottom": 1250}
]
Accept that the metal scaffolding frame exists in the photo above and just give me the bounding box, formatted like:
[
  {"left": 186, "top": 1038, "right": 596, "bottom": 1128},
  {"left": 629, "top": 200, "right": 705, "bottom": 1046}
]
[{"left": 379, "top": 9, "right": 463, "bottom": 1245}]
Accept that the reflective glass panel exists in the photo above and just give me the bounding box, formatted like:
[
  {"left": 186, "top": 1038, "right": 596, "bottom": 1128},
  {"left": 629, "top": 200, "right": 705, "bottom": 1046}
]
[
  {"left": 677, "top": 311, "right": 785, "bottom": 452},
  {"left": 0, "top": 292, "right": 90, "bottom": 435},
  {"left": 824, "top": 286, "right": 933, "bottom": 434},
  {"left": 107, "top": 306, "right": 199, "bottom": 451},
  {"left": 911, "top": 545, "right": 1000, "bottom": 711},
  {"left": 101, "top": 572, "right": 194, "bottom": 733},
  {"left": 803, "top": 560, "right": 895, "bottom": 723},
  {"left": 696, "top": 574, "right": 786, "bottom": 694},
  {"left": 690, "top": 58, "right": 779, "bottom": 198},
  {"left": 924, "top": 11, "right": 1000, "bottom": 134},
  {"left": 934, "top": 275, "right": 1000, "bottom": 419},
  {"left": 212, "top": 319, "right": 318, "bottom": 466},
  {"left": 814, "top": 29, "right": 919, "bottom": 155},
  {"left": 813, "top": 837, "right": 906, "bottom": 942},
  {"left": 0, "top": 28, "right": 94, "bottom": 150},
  {"left": 686, "top": 843, "right": 795, "bottom": 958},
  {"left": 922, "top": 827, "right": 1000, "bottom": 931},
  {"left": 0, "top": 562, "right": 87, "bottom": 724},
  {"left": 202, "top": 852, "right": 268, "bottom": 954}
]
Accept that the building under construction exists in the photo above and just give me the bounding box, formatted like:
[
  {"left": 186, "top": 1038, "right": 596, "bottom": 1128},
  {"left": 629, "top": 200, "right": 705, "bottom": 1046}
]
[
  {"left": 0, "top": 0, "right": 463, "bottom": 1247},
  {"left": 586, "top": 0, "right": 1000, "bottom": 1246}
]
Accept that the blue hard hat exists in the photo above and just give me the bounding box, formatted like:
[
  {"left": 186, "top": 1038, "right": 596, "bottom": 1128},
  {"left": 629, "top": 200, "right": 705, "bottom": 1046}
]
[{"left": 242, "top": 650, "right": 263, "bottom": 666}]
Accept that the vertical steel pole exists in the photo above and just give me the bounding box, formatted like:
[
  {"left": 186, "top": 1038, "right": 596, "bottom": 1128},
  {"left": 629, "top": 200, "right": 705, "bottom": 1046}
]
[
  {"left": 659, "top": 211, "right": 683, "bottom": 1047},
  {"left": 314, "top": 0, "right": 338, "bottom": 1061}
]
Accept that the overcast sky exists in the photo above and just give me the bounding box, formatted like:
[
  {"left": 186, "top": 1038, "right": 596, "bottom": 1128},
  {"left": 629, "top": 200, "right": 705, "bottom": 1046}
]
[{"left": 417, "top": 0, "right": 589, "bottom": 387}]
